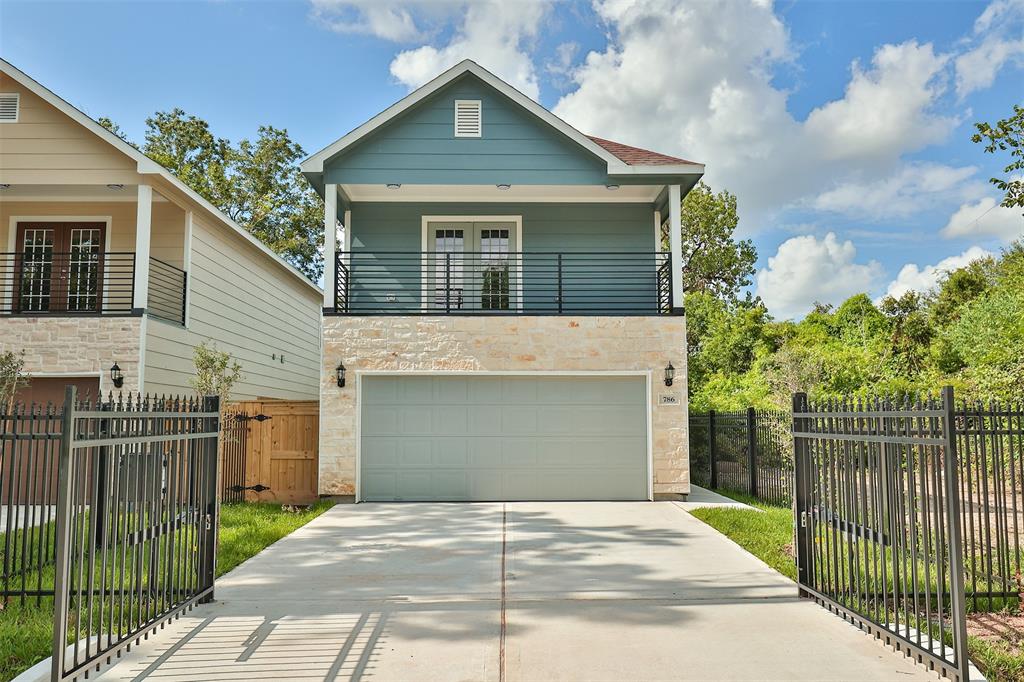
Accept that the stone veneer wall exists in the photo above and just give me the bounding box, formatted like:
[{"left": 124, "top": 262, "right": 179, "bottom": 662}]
[
  {"left": 320, "top": 315, "right": 689, "bottom": 499},
  {"left": 0, "top": 317, "right": 143, "bottom": 395}
]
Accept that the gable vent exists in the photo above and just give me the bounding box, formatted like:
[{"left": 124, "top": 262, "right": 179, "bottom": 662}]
[
  {"left": 454, "top": 99, "right": 482, "bottom": 137},
  {"left": 0, "top": 93, "right": 19, "bottom": 123}
]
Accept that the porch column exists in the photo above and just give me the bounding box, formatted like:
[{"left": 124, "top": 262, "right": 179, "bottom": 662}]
[
  {"left": 133, "top": 184, "right": 153, "bottom": 311},
  {"left": 668, "top": 184, "right": 684, "bottom": 310},
  {"left": 324, "top": 184, "right": 337, "bottom": 309}
]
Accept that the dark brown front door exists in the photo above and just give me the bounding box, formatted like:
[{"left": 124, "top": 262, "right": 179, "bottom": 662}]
[
  {"left": 14, "top": 376, "right": 101, "bottom": 406},
  {"left": 15, "top": 222, "right": 105, "bottom": 313}
]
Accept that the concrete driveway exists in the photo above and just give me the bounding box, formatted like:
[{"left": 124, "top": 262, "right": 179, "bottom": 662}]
[{"left": 91, "top": 502, "right": 932, "bottom": 681}]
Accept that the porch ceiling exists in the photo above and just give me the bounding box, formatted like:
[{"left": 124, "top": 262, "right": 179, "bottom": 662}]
[{"left": 339, "top": 183, "right": 663, "bottom": 203}]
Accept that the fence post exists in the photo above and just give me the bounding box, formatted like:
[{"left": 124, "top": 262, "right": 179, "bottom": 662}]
[
  {"left": 708, "top": 410, "right": 718, "bottom": 489},
  {"left": 199, "top": 395, "right": 221, "bottom": 604},
  {"left": 792, "top": 392, "right": 813, "bottom": 597},
  {"left": 746, "top": 407, "right": 758, "bottom": 498},
  {"left": 941, "top": 386, "right": 971, "bottom": 682},
  {"left": 93, "top": 400, "right": 111, "bottom": 549},
  {"left": 50, "top": 385, "right": 77, "bottom": 682}
]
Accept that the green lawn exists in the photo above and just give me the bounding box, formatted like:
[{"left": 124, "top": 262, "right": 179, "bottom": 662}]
[
  {"left": 0, "top": 501, "right": 334, "bottom": 682},
  {"left": 689, "top": 491, "right": 1024, "bottom": 682}
]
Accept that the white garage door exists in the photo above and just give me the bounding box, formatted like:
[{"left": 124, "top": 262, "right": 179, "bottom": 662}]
[{"left": 359, "top": 375, "right": 649, "bottom": 501}]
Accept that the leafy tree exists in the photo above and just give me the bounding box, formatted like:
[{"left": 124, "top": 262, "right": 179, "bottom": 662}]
[
  {"left": 671, "top": 182, "right": 757, "bottom": 299},
  {"left": 973, "top": 105, "right": 1024, "bottom": 210},
  {"left": 100, "top": 111, "right": 323, "bottom": 280},
  {"left": 98, "top": 117, "right": 131, "bottom": 143},
  {"left": 190, "top": 341, "right": 243, "bottom": 407},
  {"left": 0, "top": 350, "right": 30, "bottom": 412},
  {"left": 879, "top": 292, "right": 933, "bottom": 376}
]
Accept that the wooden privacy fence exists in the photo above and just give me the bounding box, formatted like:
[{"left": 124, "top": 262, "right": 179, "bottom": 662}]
[{"left": 220, "top": 400, "right": 320, "bottom": 505}]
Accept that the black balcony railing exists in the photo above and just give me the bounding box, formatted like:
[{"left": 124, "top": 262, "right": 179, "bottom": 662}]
[
  {"left": 148, "top": 257, "right": 187, "bottom": 325},
  {"left": 333, "top": 251, "right": 674, "bottom": 315},
  {"left": 0, "top": 252, "right": 186, "bottom": 324}
]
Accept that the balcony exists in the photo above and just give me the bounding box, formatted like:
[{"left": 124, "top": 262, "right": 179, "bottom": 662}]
[
  {"left": 333, "top": 251, "right": 673, "bottom": 315},
  {"left": 0, "top": 252, "right": 186, "bottom": 325}
]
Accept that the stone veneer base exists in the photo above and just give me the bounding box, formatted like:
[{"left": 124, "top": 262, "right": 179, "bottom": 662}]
[{"left": 319, "top": 315, "right": 689, "bottom": 499}]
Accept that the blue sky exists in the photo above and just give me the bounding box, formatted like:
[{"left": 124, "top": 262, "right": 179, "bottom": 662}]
[{"left": 2, "top": 0, "right": 1022, "bottom": 319}]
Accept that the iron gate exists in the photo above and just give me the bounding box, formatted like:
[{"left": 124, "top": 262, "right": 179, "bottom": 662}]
[
  {"left": 792, "top": 388, "right": 970, "bottom": 682},
  {"left": 51, "top": 386, "right": 220, "bottom": 682}
]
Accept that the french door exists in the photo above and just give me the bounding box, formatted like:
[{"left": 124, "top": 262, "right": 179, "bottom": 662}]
[
  {"left": 15, "top": 222, "right": 105, "bottom": 313},
  {"left": 426, "top": 221, "right": 517, "bottom": 311}
]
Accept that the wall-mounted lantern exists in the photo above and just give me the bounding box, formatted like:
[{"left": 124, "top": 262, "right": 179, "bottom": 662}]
[
  {"left": 110, "top": 362, "right": 124, "bottom": 389},
  {"left": 664, "top": 362, "right": 675, "bottom": 387},
  {"left": 336, "top": 361, "right": 346, "bottom": 388}
]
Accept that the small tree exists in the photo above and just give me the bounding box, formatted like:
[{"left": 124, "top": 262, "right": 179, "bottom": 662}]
[
  {"left": 0, "top": 350, "right": 30, "bottom": 412},
  {"left": 973, "top": 105, "right": 1024, "bottom": 210},
  {"left": 189, "top": 341, "right": 243, "bottom": 408}
]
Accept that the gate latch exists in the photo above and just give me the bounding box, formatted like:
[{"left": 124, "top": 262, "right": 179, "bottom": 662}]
[
  {"left": 235, "top": 413, "right": 272, "bottom": 422},
  {"left": 800, "top": 511, "right": 808, "bottom": 528},
  {"left": 228, "top": 484, "right": 271, "bottom": 493}
]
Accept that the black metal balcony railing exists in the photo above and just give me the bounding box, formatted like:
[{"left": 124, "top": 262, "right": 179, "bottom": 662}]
[
  {"left": 0, "top": 252, "right": 186, "bottom": 325},
  {"left": 334, "top": 251, "right": 673, "bottom": 315},
  {"left": 148, "top": 257, "right": 187, "bottom": 325}
]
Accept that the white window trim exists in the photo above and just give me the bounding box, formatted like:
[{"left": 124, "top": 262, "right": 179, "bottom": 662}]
[
  {"left": 0, "top": 92, "right": 19, "bottom": 123},
  {"left": 419, "top": 215, "right": 523, "bottom": 313},
  {"left": 453, "top": 99, "right": 482, "bottom": 138},
  {"left": 353, "top": 369, "right": 654, "bottom": 503}
]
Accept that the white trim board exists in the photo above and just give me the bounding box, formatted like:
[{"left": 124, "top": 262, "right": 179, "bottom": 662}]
[{"left": 353, "top": 369, "right": 654, "bottom": 503}]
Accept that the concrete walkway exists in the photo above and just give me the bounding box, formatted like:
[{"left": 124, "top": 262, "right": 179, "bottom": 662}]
[
  {"left": 675, "top": 485, "right": 757, "bottom": 511},
  {"left": 86, "top": 502, "right": 932, "bottom": 681}
]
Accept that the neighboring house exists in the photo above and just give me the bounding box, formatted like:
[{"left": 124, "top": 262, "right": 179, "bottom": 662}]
[
  {"left": 0, "top": 60, "right": 322, "bottom": 404},
  {"left": 303, "top": 60, "right": 704, "bottom": 502}
]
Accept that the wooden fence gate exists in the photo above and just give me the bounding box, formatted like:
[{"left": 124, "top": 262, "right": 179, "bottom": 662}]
[{"left": 227, "top": 400, "right": 320, "bottom": 505}]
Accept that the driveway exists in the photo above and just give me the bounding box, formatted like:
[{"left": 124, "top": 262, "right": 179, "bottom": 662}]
[{"left": 90, "top": 502, "right": 931, "bottom": 681}]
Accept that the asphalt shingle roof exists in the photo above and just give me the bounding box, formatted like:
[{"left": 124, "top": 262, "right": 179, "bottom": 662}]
[{"left": 587, "top": 135, "right": 699, "bottom": 166}]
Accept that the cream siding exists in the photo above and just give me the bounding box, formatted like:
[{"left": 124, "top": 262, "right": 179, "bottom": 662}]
[
  {"left": 0, "top": 73, "right": 139, "bottom": 186},
  {"left": 142, "top": 211, "right": 320, "bottom": 400}
]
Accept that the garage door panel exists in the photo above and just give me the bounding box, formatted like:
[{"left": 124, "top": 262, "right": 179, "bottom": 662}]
[
  {"left": 502, "top": 407, "right": 538, "bottom": 434},
  {"left": 432, "top": 405, "right": 469, "bottom": 434},
  {"left": 360, "top": 376, "right": 648, "bottom": 501},
  {"left": 501, "top": 439, "right": 539, "bottom": 467}
]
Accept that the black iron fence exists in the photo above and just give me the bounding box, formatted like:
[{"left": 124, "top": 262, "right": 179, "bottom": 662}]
[
  {"left": 333, "top": 251, "right": 674, "bottom": 315},
  {"left": 793, "top": 390, "right": 970, "bottom": 682},
  {"left": 0, "top": 252, "right": 136, "bottom": 315},
  {"left": 51, "top": 387, "right": 220, "bottom": 681},
  {"left": 147, "top": 257, "right": 187, "bottom": 325},
  {"left": 220, "top": 407, "right": 249, "bottom": 503},
  {"left": 1, "top": 401, "right": 62, "bottom": 601},
  {"left": 688, "top": 408, "right": 792, "bottom": 506}
]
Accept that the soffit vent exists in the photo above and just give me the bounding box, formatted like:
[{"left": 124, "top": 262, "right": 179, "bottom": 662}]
[
  {"left": 454, "top": 99, "right": 482, "bottom": 137},
  {"left": 0, "top": 93, "right": 19, "bottom": 123}
]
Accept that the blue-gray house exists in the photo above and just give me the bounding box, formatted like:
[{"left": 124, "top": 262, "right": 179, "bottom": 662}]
[{"left": 302, "top": 60, "right": 704, "bottom": 503}]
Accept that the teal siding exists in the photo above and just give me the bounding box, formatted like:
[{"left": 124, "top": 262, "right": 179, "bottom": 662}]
[
  {"left": 324, "top": 75, "right": 609, "bottom": 186},
  {"left": 345, "top": 202, "right": 658, "bottom": 313}
]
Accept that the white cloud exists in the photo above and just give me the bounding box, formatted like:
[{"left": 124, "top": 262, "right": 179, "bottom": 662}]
[
  {"left": 803, "top": 41, "right": 957, "bottom": 162},
  {"left": 389, "top": 2, "right": 551, "bottom": 100},
  {"left": 309, "top": 0, "right": 438, "bottom": 42},
  {"left": 942, "top": 197, "right": 1024, "bottom": 240},
  {"left": 755, "top": 233, "right": 885, "bottom": 320},
  {"left": 954, "top": 0, "right": 1024, "bottom": 97},
  {"left": 811, "top": 163, "right": 984, "bottom": 219},
  {"left": 884, "top": 246, "right": 994, "bottom": 299},
  {"left": 549, "top": 1, "right": 964, "bottom": 228}
]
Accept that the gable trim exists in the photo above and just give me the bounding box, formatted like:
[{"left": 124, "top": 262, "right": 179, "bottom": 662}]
[{"left": 301, "top": 60, "right": 701, "bottom": 177}]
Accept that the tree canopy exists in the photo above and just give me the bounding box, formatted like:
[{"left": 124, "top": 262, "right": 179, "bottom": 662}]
[
  {"left": 101, "top": 111, "right": 323, "bottom": 280},
  {"left": 687, "top": 242, "right": 1024, "bottom": 410},
  {"left": 669, "top": 182, "right": 757, "bottom": 299},
  {"left": 973, "top": 104, "right": 1024, "bottom": 210}
]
